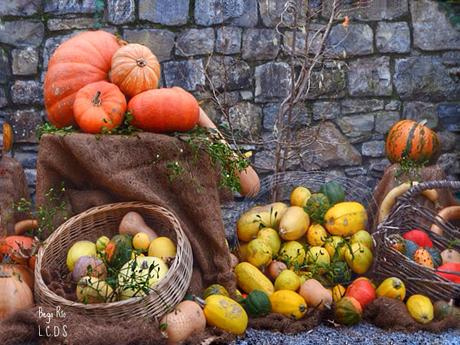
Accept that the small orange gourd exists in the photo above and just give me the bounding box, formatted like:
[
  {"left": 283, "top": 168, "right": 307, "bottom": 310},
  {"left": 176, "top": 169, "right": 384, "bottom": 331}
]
[{"left": 73, "top": 81, "right": 127, "bottom": 134}]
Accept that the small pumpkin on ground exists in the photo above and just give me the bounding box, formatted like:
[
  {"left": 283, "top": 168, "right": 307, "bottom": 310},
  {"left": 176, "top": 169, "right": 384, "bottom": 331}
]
[
  {"left": 110, "top": 43, "right": 161, "bottom": 98},
  {"left": 128, "top": 87, "right": 200, "bottom": 133},
  {"left": 345, "top": 277, "right": 376, "bottom": 308},
  {"left": 243, "top": 290, "right": 271, "bottom": 317},
  {"left": 73, "top": 81, "right": 126, "bottom": 134},
  {"left": 385, "top": 119, "right": 440, "bottom": 164},
  {"left": 0, "top": 264, "right": 34, "bottom": 320},
  {"left": 269, "top": 290, "right": 307, "bottom": 320},
  {"left": 406, "top": 294, "right": 434, "bottom": 324},
  {"left": 334, "top": 296, "right": 362, "bottom": 326}
]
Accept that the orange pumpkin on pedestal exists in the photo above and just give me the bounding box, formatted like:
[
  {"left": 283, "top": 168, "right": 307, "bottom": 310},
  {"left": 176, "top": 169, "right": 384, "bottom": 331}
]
[
  {"left": 128, "top": 87, "right": 199, "bottom": 133},
  {"left": 73, "top": 81, "right": 127, "bottom": 134}
]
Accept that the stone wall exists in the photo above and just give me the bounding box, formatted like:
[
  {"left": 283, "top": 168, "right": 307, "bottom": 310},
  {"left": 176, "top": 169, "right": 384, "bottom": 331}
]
[{"left": 0, "top": 0, "right": 459, "bottom": 196}]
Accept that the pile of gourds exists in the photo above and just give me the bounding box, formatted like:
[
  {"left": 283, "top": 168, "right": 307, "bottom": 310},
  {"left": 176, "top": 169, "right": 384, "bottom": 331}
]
[
  {"left": 65, "top": 211, "right": 176, "bottom": 303},
  {"left": 44, "top": 31, "right": 199, "bottom": 134}
]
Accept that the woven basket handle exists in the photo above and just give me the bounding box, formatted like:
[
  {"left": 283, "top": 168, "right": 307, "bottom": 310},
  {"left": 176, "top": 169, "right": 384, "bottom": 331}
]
[{"left": 401, "top": 180, "right": 460, "bottom": 201}]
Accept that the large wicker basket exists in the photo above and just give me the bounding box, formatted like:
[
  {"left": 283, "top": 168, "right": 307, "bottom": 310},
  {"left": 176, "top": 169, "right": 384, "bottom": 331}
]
[
  {"left": 34, "top": 202, "right": 193, "bottom": 320},
  {"left": 372, "top": 180, "right": 460, "bottom": 301}
]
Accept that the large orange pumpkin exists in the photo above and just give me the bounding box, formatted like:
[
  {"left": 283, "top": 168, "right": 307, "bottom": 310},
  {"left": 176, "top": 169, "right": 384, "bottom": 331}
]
[
  {"left": 385, "top": 120, "right": 440, "bottom": 164},
  {"left": 73, "top": 81, "right": 127, "bottom": 134},
  {"left": 128, "top": 87, "right": 200, "bottom": 133},
  {"left": 110, "top": 43, "right": 161, "bottom": 98},
  {"left": 44, "top": 31, "right": 122, "bottom": 128}
]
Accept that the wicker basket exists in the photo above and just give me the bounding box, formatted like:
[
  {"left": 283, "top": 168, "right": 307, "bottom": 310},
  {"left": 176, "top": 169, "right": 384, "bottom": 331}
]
[
  {"left": 223, "top": 171, "right": 378, "bottom": 246},
  {"left": 34, "top": 202, "right": 193, "bottom": 320},
  {"left": 373, "top": 180, "right": 460, "bottom": 301}
]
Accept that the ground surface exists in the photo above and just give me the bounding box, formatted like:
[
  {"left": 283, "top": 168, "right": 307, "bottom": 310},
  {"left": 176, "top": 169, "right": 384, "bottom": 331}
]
[{"left": 234, "top": 323, "right": 460, "bottom": 345}]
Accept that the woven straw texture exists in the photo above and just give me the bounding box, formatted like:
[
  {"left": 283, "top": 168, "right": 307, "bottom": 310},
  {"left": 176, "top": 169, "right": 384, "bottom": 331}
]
[
  {"left": 34, "top": 202, "right": 193, "bottom": 320},
  {"left": 373, "top": 180, "right": 460, "bottom": 301}
]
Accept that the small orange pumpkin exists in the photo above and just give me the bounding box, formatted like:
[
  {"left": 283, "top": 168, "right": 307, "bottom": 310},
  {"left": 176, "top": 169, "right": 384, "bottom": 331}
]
[
  {"left": 73, "top": 81, "right": 127, "bottom": 134},
  {"left": 128, "top": 87, "right": 199, "bottom": 133},
  {"left": 385, "top": 119, "right": 440, "bottom": 164},
  {"left": 0, "top": 236, "right": 35, "bottom": 265},
  {"left": 110, "top": 43, "right": 161, "bottom": 98}
]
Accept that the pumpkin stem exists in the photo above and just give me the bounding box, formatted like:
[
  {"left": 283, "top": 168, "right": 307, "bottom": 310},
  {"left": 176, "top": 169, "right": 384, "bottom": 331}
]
[
  {"left": 92, "top": 91, "right": 102, "bottom": 106},
  {"left": 419, "top": 119, "right": 428, "bottom": 126},
  {"left": 136, "top": 58, "right": 147, "bottom": 68}
]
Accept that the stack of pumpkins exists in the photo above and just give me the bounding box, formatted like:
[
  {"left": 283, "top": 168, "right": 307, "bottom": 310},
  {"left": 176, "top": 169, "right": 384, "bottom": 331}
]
[{"left": 44, "top": 31, "right": 199, "bottom": 134}]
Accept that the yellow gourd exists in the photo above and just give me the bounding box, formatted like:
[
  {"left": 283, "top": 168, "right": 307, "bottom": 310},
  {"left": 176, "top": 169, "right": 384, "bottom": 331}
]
[
  {"left": 238, "top": 242, "right": 250, "bottom": 262},
  {"left": 269, "top": 290, "right": 307, "bottom": 320},
  {"left": 148, "top": 237, "right": 176, "bottom": 261},
  {"left": 274, "top": 270, "right": 301, "bottom": 291},
  {"left": 290, "top": 186, "right": 312, "bottom": 207},
  {"left": 234, "top": 262, "right": 275, "bottom": 295},
  {"left": 306, "top": 246, "right": 330, "bottom": 266},
  {"left": 324, "top": 236, "right": 346, "bottom": 261},
  {"left": 350, "top": 230, "right": 373, "bottom": 250},
  {"left": 267, "top": 202, "right": 289, "bottom": 229},
  {"left": 246, "top": 238, "right": 272, "bottom": 267},
  {"left": 257, "top": 228, "right": 281, "bottom": 255},
  {"left": 279, "top": 206, "right": 310, "bottom": 241},
  {"left": 324, "top": 202, "right": 368, "bottom": 237},
  {"left": 306, "top": 224, "right": 328, "bottom": 246},
  {"left": 203, "top": 295, "right": 248, "bottom": 335},
  {"left": 406, "top": 294, "right": 434, "bottom": 324},
  {"left": 376, "top": 277, "right": 406, "bottom": 301},
  {"left": 344, "top": 242, "right": 373, "bottom": 274},
  {"left": 237, "top": 207, "right": 271, "bottom": 242},
  {"left": 278, "top": 241, "right": 306, "bottom": 267},
  {"left": 332, "top": 284, "right": 346, "bottom": 302}
]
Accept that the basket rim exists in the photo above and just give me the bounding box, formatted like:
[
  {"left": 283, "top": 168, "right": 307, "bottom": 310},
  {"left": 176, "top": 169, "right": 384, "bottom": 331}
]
[{"left": 34, "top": 201, "right": 192, "bottom": 310}]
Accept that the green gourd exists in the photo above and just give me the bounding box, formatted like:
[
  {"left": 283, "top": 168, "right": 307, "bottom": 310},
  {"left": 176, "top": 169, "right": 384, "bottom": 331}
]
[
  {"left": 243, "top": 290, "right": 271, "bottom": 317},
  {"left": 304, "top": 193, "right": 330, "bottom": 224},
  {"left": 427, "top": 247, "right": 442, "bottom": 268},
  {"left": 203, "top": 284, "right": 230, "bottom": 299},
  {"left": 105, "top": 234, "right": 133, "bottom": 269},
  {"left": 320, "top": 181, "right": 345, "bottom": 205}
]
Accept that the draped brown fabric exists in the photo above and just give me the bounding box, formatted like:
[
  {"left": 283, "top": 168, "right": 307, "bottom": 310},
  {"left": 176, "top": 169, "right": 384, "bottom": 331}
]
[
  {"left": 35, "top": 133, "right": 235, "bottom": 294},
  {"left": 0, "top": 155, "right": 30, "bottom": 236}
]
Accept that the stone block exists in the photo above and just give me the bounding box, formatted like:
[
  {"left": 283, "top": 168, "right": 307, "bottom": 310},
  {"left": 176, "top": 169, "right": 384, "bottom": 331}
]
[
  {"left": 242, "top": 29, "right": 280, "bottom": 61},
  {"left": 163, "top": 60, "right": 205, "bottom": 91},
  {"left": 176, "top": 28, "right": 215, "bottom": 57},
  {"left": 139, "top": 0, "right": 189, "bottom": 25}
]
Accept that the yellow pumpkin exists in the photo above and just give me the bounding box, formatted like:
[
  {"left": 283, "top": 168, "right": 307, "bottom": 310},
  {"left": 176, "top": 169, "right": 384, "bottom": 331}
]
[
  {"left": 234, "top": 262, "right": 274, "bottom": 295},
  {"left": 324, "top": 202, "right": 368, "bottom": 237},
  {"left": 376, "top": 277, "right": 406, "bottom": 301},
  {"left": 267, "top": 202, "right": 289, "bottom": 229},
  {"left": 406, "top": 294, "right": 434, "bottom": 324},
  {"left": 203, "top": 295, "right": 248, "bottom": 334},
  {"left": 290, "top": 186, "right": 312, "bottom": 207},
  {"left": 350, "top": 230, "right": 373, "bottom": 250},
  {"left": 344, "top": 242, "right": 373, "bottom": 274},
  {"left": 269, "top": 290, "right": 307, "bottom": 319},
  {"left": 306, "top": 224, "right": 328, "bottom": 246},
  {"left": 279, "top": 206, "right": 310, "bottom": 241}
]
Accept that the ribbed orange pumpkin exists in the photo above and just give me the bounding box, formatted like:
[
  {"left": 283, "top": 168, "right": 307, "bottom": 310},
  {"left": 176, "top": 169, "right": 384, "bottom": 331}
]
[
  {"left": 385, "top": 120, "right": 440, "bottom": 164},
  {"left": 128, "top": 87, "right": 199, "bottom": 133},
  {"left": 73, "top": 81, "right": 127, "bottom": 134},
  {"left": 110, "top": 43, "right": 161, "bottom": 98},
  {"left": 44, "top": 31, "right": 122, "bottom": 128}
]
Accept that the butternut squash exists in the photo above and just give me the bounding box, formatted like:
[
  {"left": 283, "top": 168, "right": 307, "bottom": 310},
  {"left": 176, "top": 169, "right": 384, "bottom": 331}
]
[{"left": 298, "top": 279, "right": 332, "bottom": 310}]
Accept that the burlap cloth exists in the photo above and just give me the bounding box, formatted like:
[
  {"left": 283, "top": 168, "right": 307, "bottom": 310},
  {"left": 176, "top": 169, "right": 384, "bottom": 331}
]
[{"left": 0, "top": 155, "right": 30, "bottom": 236}]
